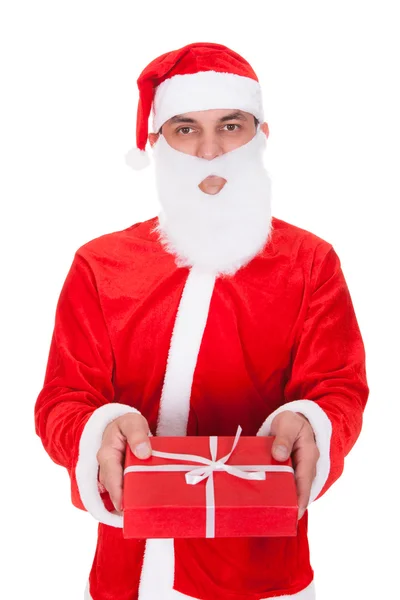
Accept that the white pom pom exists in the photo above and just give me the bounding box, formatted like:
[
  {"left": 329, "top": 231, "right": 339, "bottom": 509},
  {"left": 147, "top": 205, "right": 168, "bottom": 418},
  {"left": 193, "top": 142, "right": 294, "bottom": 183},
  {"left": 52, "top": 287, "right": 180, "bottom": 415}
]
[{"left": 124, "top": 147, "right": 151, "bottom": 170}]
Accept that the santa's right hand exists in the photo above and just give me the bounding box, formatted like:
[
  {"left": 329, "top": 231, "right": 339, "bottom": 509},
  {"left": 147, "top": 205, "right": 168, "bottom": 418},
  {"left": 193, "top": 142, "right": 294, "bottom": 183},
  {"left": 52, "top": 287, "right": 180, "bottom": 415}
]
[{"left": 96, "top": 413, "right": 152, "bottom": 512}]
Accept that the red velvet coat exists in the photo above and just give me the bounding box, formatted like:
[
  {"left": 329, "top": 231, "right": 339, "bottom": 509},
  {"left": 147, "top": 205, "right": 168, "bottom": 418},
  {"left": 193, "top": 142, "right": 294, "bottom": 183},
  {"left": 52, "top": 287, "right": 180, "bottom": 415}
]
[{"left": 34, "top": 215, "right": 369, "bottom": 600}]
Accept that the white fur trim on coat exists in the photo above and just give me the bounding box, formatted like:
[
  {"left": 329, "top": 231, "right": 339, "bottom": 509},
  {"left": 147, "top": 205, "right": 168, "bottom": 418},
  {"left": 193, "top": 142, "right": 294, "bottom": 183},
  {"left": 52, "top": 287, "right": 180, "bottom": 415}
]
[
  {"left": 156, "top": 266, "right": 217, "bottom": 436},
  {"left": 152, "top": 71, "right": 264, "bottom": 132},
  {"left": 75, "top": 402, "right": 145, "bottom": 527},
  {"left": 137, "top": 539, "right": 316, "bottom": 599},
  {"left": 257, "top": 399, "right": 332, "bottom": 504},
  {"left": 84, "top": 567, "right": 316, "bottom": 599}
]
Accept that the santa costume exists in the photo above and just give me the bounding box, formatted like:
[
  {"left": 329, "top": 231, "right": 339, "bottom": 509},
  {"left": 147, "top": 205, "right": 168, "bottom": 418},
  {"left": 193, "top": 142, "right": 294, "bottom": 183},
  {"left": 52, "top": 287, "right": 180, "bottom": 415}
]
[{"left": 34, "top": 42, "right": 369, "bottom": 600}]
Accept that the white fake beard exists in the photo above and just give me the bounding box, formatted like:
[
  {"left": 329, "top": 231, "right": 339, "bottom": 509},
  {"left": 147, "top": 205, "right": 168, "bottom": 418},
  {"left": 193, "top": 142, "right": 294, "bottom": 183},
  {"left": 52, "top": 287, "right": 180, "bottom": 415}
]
[{"left": 150, "top": 126, "right": 273, "bottom": 277}]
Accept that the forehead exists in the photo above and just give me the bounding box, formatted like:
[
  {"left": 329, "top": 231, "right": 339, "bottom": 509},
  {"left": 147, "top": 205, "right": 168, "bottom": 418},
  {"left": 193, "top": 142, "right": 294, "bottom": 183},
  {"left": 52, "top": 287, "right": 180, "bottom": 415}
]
[{"left": 166, "top": 109, "right": 253, "bottom": 125}]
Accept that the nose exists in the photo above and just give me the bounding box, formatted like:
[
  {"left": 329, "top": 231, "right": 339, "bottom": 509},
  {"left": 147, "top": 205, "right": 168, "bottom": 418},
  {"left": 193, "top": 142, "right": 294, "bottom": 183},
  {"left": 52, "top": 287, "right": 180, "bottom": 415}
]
[{"left": 196, "top": 135, "right": 224, "bottom": 160}]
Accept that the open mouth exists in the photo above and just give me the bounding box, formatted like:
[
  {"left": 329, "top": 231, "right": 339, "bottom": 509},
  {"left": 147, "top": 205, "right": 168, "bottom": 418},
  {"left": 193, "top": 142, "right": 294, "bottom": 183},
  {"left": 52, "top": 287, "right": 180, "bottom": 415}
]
[
  {"left": 198, "top": 175, "right": 227, "bottom": 195},
  {"left": 206, "top": 175, "right": 227, "bottom": 184}
]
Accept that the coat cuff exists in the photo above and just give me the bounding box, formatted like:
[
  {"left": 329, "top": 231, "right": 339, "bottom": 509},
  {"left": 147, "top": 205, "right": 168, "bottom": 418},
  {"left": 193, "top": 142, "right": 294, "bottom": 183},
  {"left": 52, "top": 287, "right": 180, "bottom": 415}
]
[
  {"left": 256, "top": 400, "right": 332, "bottom": 504},
  {"left": 75, "top": 403, "right": 144, "bottom": 527}
]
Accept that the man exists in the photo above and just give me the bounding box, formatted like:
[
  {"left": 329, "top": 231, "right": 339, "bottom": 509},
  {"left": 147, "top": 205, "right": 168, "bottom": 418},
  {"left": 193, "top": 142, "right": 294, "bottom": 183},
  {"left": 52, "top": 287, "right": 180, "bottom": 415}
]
[{"left": 34, "top": 42, "right": 369, "bottom": 600}]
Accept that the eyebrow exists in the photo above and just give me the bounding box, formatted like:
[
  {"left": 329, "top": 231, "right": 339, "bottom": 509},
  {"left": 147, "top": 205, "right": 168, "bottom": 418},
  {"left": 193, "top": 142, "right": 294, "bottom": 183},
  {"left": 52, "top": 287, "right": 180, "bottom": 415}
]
[{"left": 169, "top": 111, "right": 248, "bottom": 124}]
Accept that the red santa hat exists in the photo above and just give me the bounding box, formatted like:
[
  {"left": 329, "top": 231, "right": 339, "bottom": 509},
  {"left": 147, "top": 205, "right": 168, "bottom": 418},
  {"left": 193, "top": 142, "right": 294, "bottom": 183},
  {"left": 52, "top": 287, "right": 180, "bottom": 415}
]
[{"left": 125, "top": 41, "right": 265, "bottom": 170}]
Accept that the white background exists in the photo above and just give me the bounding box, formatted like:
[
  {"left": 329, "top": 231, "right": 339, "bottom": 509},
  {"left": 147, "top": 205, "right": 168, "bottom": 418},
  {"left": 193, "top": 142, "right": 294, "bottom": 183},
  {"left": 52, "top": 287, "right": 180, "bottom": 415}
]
[{"left": 1, "top": 1, "right": 398, "bottom": 598}]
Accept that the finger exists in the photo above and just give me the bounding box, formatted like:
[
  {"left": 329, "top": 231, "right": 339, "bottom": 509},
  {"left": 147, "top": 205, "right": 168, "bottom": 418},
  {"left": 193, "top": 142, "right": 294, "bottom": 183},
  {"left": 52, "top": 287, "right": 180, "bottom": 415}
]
[
  {"left": 97, "top": 468, "right": 106, "bottom": 493},
  {"left": 270, "top": 411, "right": 301, "bottom": 461},
  {"left": 118, "top": 414, "right": 152, "bottom": 459},
  {"left": 97, "top": 450, "right": 124, "bottom": 511},
  {"left": 292, "top": 443, "right": 319, "bottom": 519}
]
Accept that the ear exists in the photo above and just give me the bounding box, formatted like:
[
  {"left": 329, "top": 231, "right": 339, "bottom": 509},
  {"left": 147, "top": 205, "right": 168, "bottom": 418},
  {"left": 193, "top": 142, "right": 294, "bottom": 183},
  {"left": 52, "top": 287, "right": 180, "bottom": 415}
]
[
  {"left": 260, "top": 122, "right": 269, "bottom": 139},
  {"left": 148, "top": 132, "right": 160, "bottom": 147}
]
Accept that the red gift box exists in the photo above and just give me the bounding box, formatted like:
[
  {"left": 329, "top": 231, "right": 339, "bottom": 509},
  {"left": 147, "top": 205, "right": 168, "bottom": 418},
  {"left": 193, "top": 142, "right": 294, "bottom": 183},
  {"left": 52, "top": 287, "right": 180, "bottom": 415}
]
[{"left": 122, "top": 427, "right": 298, "bottom": 539}]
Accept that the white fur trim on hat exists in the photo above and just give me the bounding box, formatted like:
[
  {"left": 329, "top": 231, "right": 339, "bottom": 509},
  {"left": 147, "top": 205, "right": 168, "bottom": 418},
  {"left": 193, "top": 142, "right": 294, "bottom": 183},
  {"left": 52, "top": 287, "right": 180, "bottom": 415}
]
[
  {"left": 152, "top": 71, "right": 264, "bottom": 132},
  {"left": 125, "top": 147, "right": 151, "bottom": 170}
]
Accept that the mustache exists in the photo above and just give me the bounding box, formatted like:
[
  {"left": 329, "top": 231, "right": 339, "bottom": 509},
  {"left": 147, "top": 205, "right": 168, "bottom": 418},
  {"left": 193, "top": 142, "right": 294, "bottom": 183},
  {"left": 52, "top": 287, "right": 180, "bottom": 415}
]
[{"left": 152, "top": 129, "right": 267, "bottom": 183}]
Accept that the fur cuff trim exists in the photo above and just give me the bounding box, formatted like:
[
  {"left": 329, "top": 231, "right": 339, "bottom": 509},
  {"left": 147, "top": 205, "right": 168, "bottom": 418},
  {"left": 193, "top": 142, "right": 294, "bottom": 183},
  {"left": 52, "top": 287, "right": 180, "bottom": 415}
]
[{"left": 75, "top": 403, "right": 143, "bottom": 527}]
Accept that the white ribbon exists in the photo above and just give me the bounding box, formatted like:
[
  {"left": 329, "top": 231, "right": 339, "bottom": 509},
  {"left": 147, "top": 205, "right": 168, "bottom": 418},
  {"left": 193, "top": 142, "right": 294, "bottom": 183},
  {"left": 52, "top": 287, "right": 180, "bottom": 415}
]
[{"left": 124, "top": 425, "right": 294, "bottom": 537}]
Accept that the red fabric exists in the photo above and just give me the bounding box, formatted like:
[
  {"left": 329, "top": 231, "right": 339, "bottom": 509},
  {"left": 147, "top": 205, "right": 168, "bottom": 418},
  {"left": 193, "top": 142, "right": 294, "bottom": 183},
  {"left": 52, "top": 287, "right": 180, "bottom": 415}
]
[
  {"left": 135, "top": 42, "right": 259, "bottom": 150},
  {"left": 283, "top": 245, "right": 369, "bottom": 500},
  {"left": 34, "top": 215, "right": 369, "bottom": 599},
  {"left": 123, "top": 435, "right": 298, "bottom": 538}
]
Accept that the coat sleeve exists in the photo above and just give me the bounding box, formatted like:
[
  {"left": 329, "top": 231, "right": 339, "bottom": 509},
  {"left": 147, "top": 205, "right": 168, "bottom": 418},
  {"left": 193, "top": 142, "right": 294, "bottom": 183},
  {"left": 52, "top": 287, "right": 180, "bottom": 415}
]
[
  {"left": 34, "top": 250, "right": 146, "bottom": 528},
  {"left": 257, "top": 244, "right": 369, "bottom": 506}
]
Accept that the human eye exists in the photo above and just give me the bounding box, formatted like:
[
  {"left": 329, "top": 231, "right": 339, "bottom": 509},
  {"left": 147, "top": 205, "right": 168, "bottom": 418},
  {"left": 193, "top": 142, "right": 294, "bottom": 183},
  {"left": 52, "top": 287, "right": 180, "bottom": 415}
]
[
  {"left": 176, "top": 126, "right": 194, "bottom": 135},
  {"left": 222, "top": 123, "right": 241, "bottom": 132}
]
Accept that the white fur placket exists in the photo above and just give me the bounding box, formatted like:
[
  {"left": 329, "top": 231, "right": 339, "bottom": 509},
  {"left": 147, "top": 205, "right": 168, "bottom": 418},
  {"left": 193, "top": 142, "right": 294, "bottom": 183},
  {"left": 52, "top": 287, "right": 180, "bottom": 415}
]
[{"left": 138, "top": 265, "right": 217, "bottom": 600}]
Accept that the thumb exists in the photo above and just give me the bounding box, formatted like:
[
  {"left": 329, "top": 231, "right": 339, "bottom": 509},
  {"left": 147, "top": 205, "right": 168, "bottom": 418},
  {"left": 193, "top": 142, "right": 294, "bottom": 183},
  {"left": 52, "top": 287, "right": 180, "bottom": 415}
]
[
  {"left": 272, "top": 439, "right": 290, "bottom": 461},
  {"left": 270, "top": 412, "right": 296, "bottom": 461}
]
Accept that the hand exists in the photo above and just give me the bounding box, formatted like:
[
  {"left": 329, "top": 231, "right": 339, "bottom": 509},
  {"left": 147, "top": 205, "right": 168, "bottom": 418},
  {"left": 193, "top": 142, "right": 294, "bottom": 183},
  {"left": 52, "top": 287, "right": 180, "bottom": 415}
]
[
  {"left": 270, "top": 411, "right": 319, "bottom": 520},
  {"left": 96, "top": 413, "right": 152, "bottom": 512}
]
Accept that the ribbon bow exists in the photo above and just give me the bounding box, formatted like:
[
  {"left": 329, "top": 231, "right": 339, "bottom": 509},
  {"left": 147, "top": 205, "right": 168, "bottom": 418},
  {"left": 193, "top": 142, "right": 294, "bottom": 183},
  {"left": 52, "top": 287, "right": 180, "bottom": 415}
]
[{"left": 179, "top": 425, "right": 266, "bottom": 485}]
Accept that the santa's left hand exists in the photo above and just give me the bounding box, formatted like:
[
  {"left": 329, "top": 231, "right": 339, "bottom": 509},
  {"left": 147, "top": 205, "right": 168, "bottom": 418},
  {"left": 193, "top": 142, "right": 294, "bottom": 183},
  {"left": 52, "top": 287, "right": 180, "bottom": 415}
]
[{"left": 270, "top": 410, "right": 320, "bottom": 521}]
